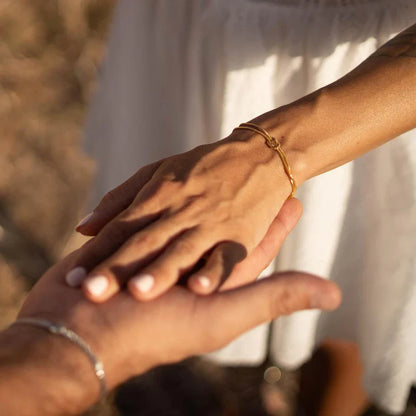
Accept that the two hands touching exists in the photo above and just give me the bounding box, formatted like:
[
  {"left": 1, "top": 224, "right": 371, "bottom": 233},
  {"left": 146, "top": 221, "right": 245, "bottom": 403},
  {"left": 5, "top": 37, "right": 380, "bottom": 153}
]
[
  {"left": 5, "top": 21, "right": 416, "bottom": 415},
  {"left": 0, "top": 171, "right": 340, "bottom": 415},
  {"left": 67, "top": 131, "right": 304, "bottom": 301}
]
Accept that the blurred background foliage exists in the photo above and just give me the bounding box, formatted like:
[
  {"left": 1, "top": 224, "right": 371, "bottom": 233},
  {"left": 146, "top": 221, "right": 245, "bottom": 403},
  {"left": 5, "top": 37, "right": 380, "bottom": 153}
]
[{"left": 0, "top": 0, "right": 115, "bottom": 328}]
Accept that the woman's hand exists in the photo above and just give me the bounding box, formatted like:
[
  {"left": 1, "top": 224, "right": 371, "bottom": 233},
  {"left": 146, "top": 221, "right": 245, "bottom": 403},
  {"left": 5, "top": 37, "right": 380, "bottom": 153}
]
[
  {"left": 11, "top": 239, "right": 340, "bottom": 415},
  {"left": 68, "top": 22, "right": 416, "bottom": 305},
  {"left": 68, "top": 131, "right": 299, "bottom": 302}
]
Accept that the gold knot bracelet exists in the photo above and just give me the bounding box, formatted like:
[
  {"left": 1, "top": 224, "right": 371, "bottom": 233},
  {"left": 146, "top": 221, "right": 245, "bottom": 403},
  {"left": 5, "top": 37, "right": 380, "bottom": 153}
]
[{"left": 233, "top": 122, "right": 297, "bottom": 198}]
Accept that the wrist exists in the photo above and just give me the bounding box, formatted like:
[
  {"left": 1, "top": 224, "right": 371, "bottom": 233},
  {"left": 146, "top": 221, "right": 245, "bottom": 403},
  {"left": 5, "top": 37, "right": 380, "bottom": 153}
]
[
  {"left": 0, "top": 324, "right": 100, "bottom": 415},
  {"left": 224, "top": 128, "right": 296, "bottom": 200},
  {"left": 16, "top": 285, "right": 155, "bottom": 400},
  {"left": 249, "top": 97, "right": 320, "bottom": 186}
]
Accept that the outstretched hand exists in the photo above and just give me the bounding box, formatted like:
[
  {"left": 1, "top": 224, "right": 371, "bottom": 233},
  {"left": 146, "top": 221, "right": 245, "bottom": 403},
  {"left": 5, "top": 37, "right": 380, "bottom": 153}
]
[{"left": 18, "top": 244, "right": 340, "bottom": 412}]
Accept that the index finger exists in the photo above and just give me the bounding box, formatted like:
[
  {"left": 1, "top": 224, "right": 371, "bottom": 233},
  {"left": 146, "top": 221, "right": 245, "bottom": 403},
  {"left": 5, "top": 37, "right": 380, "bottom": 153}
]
[{"left": 76, "top": 160, "right": 163, "bottom": 236}]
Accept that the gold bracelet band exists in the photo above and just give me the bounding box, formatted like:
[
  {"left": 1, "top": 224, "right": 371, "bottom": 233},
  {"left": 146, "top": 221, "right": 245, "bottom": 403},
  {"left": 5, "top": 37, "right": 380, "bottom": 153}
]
[{"left": 233, "top": 122, "right": 297, "bottom": 198}]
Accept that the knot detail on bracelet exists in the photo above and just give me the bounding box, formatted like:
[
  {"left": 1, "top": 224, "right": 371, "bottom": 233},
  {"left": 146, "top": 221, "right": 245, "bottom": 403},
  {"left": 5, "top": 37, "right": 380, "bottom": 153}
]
[{"left": 233, "top": 122, "right": 297, "bottom": 198}]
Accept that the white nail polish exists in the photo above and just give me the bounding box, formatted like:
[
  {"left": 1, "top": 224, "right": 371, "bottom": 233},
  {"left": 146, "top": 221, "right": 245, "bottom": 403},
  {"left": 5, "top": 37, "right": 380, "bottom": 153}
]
[
  {"left": 85, "top": 275, "right": 109, "bottom": 297},
  {"left": 131, "top": 274, "right": 155, "bottom": 293},
  {"left": 65, "top": 267, "right": 87, "bottom": 287},
  {"left": 197, "top": 276, "right": 211, "bottom": 289},
  {"left": 76, "top": 212, "right": 93, "bottom": 228}
]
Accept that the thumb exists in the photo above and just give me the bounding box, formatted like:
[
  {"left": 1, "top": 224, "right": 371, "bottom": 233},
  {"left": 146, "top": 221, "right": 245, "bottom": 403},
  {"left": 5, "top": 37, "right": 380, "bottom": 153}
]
[
  {"left": 76, "top": 160, "right": 162, "bottom": 236},
  {"left": 221, "top": 198, "right": 303, "bottom": 290},
  {"left": 197, "top": 272, "right": 341, "bottom": 352}
]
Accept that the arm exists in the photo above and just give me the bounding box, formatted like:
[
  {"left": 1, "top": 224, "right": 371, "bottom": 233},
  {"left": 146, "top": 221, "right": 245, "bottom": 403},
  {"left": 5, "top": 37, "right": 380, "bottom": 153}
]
[
  {"left": 71, "top": 23, "right": 416, "bottom": 303},
  {"left": 0, "top": 200, "right": 341, "bottom": 416},
  {"left": 255, "top": 23, "right": 416, "bottom": 183}
]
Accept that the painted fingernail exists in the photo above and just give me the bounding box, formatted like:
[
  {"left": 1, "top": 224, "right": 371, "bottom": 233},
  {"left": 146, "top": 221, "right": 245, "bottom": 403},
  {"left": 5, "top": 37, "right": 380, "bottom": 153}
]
[
  {"left": 84, "top": 275, "right": 109, "bottom": 297},
  {"left": 130, "top": 274, "right": 155, "bottom": 293},
  {"left": 76, "top": 212, "right": 94, "bottom": 229},
  {"left": 65, "top": 267, "right": 87, "bottom": 287},
  {"left": 197, "top": 276, "right": 211, "bottom": 289}
]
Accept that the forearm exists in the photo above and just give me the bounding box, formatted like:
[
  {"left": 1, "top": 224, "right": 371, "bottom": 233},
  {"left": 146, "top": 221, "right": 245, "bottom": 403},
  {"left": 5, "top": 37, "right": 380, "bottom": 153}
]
[
  {"left": 254, "top": 23, "right": 416, "bottom": 184},
  {"left": 0, "top": 326, "right": 99, "bottom": 416}
]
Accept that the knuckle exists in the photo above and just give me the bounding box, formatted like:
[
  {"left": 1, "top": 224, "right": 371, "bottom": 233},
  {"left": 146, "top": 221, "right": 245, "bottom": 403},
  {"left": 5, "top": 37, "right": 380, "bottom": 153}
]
[
  {"left": 100, "top": 189, "right": 118, "bottom": 207},
  {"left": 146, "top": 259, "right": 174, "bottom": 281},
  {"left": 116, "top": 209, "right": 134, "bottom": 224},
  {"left": 270, "top": 286, "right": 307, "bottom": 317},
  {"left": 154, "top": 177, "right": 180, "bottom": 194},
  {"left": 169, "top": 238, "right": 195, "bottom": 255},
  {"left": 118, "top": 205, "right": 138, "bottom": 220},
  {"left": 74, "top": 247, "right": 101, "bottom": 272},
  {"left": 102, "top": 222, "right": 127, "bottom": 245},
  {"left": 217, "top": 200, "right": 235, "bottom": 221},
  {"left": 180, "top": 194, "right": 208, "bottom": 216},
  {"left": 130, "top": 231, "right": 158, "bottom": 248},
  {"left": 139, "top": 179, "right": 179, "bottom": 210},
  {"left": 257, "top": 243, "right": 273, "bottom": 269},
  {"left": 268, "top": 287, "right": 292, "bottom": 319}
]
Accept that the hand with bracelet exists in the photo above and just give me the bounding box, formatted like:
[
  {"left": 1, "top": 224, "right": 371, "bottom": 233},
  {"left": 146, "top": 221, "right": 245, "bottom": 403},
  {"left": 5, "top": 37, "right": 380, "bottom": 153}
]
[
  {"left": 0, "top": 199, "right": 341, "bottom": 416},
  {"left": 66, "top": 23, "right": 416, "bottom": 302}
]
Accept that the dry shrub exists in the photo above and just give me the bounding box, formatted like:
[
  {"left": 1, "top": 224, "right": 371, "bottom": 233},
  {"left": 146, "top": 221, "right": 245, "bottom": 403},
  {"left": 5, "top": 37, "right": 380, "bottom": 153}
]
[{"left": 0, "top": 0, "right": 116, "bottom": 325}]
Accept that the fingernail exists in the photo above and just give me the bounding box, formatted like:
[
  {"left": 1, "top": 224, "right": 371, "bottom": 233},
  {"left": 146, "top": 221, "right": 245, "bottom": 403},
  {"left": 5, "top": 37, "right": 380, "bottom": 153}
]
[
  {"left": 197, "top": 276, "right": 211, "bottom": 289},
  {"left": 84, "top": 275, "right": 109, "bottom": 297},
  {"left": 76, "top": 212, "right": 94, "bottom": 229},
  {"left": 130, "top": 274, "right": 155, "bottom": 293},
  {"left": 65, "top": 267, "right": 87, "bottom": 287}
]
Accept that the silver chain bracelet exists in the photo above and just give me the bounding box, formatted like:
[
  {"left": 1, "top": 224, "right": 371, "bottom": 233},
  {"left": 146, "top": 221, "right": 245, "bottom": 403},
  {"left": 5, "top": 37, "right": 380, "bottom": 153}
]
[{"left": 12, "top": 317, "right": 107, "bottom": 405}]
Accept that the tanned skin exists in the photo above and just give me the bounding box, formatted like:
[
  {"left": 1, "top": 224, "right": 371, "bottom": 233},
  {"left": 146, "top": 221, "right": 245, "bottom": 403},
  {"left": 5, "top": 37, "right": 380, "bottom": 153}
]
[{"left": 72, "top": 23, "right": 416, "bottom": 304}]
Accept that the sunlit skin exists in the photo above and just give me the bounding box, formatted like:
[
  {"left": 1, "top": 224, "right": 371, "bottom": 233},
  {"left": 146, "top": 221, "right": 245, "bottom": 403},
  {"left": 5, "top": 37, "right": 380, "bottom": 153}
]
[
  {"left": 0, "top": 199, "right": 341, "bottom": 416},
  {"left": 69, "top": 23, "right": 416, "bottom": 303}
]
